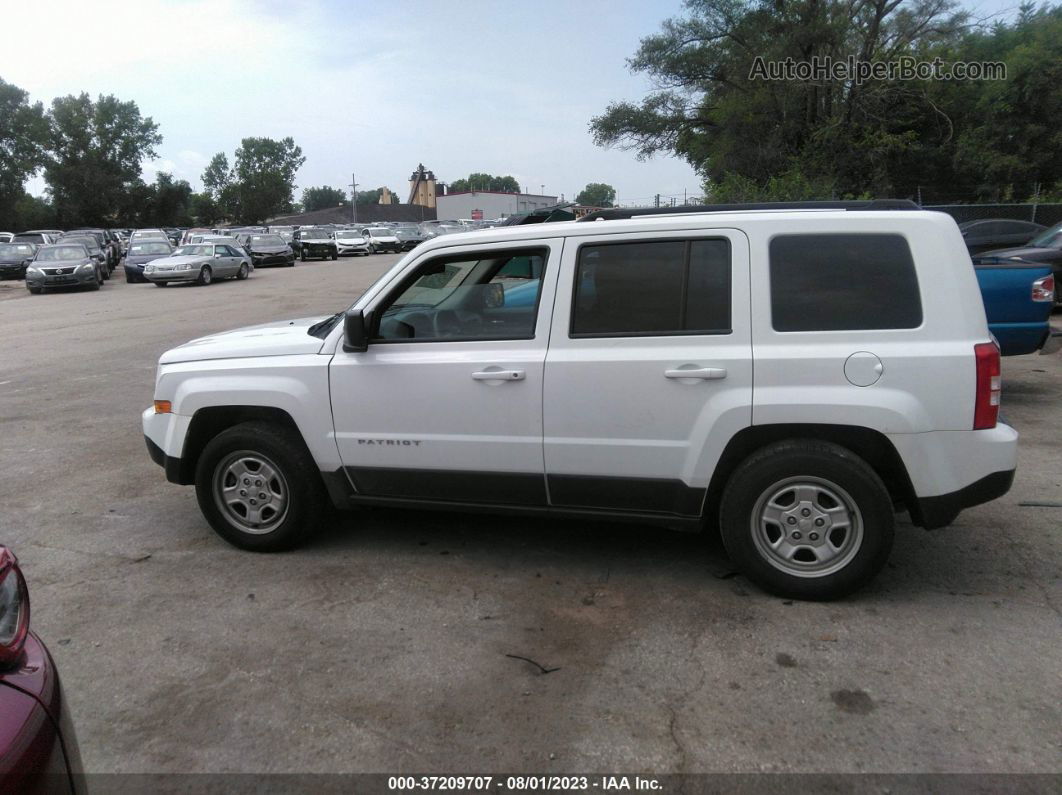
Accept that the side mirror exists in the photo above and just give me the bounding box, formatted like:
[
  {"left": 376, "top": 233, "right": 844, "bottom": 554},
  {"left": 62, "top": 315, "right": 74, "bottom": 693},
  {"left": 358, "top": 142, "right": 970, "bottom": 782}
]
[{"left": 343, "top": 309, "right": 369, "bottom": 352}]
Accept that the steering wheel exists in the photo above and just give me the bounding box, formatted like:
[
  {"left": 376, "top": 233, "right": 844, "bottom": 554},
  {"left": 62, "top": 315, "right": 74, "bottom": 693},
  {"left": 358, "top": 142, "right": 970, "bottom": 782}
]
[{"left": 432, "top": 309, "right": 482, "bottom": 338}]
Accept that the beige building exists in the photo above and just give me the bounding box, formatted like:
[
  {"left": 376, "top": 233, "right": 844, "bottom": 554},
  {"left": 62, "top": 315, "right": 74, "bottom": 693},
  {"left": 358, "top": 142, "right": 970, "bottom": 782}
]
[{"left": 408, "top": 164, "right": 438, "bottom": 208}]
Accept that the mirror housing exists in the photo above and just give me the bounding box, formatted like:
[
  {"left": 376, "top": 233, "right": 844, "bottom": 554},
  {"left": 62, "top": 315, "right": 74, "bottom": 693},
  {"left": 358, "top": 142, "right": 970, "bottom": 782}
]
[{"left": 343, "top": 309, "right": 369, "bottom": 352}]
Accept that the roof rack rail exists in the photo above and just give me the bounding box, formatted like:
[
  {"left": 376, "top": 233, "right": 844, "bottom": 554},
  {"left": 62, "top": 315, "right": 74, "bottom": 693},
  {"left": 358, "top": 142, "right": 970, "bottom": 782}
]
[{"left": 577, "top": 199, "right": 920, "bottom": 222}]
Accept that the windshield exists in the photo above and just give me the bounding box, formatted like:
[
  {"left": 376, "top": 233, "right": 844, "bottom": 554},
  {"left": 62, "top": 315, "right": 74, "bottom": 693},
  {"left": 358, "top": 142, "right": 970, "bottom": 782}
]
[
  {"left": 334, "top": 231, "right": 364, "bottom": 240},
  {"left": 174, "top": 245, "right": 212, "bottom": 257},
  {"left": 37, "top": 246, "right": 86, "bottom": 262},
  {"left": 1028, "top": 222, "right": 1062, "bottom": 248},
  {"left": 301, "top": 229, "right": 329, "bottom": 238},
  {"left": 250, "top": 235, "right": 285, "bottom": 246},
  {"left": 62, "top": 236, "right": 99, "bottom": 250},
  {"left": 366, "top": 228, "right": 392, "bottom": 237},
  {"left": 130, "top": 242, "right": 172, "bottom": 255},
  {"left": 0, "top": 244, "right": 34, "bottom": 257}
]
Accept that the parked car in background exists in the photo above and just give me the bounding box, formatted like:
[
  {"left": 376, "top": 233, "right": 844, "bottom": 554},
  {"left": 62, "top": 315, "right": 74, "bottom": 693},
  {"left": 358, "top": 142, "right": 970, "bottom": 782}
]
[
  {"left": 163, "top": 227, "right": 182, "bottom": 246},
  {"left": 0, "top": 232, "right": 13, "bottom": 244},
  {"left": 12, "top": 232, "right": 56, "bottom": 246},
  {"left": 0, "top": 546, "right": 84, "bottom": 794},
  {"left": 244, "top": 234, "right": 295, "bottom": 267},
  {"left": 960, "top": 219, "right": 1046, "bottom": 256},
  {"left": 25, "top": 244, "right": 103, "bottom": 293},
  {"left": 361, "top": 226, "right": 402, "bottom": 254},
  {"left": 123, "top": 239, "right": 175, "bottom": 282},
  {"left": 0, "top": 243, "right": 38, "bottom": 279},
  {"left": 974, "top": 220, "right": 1062, "bottom": 305},
  {"left": 333, "top": 229, "right": 371, "bottom": 256},
  {"left": 179, "top": 228, "right": 212, "bottom": 246},
  {"left": 974, "top": 259, "right": 1055, "bottom": 355},
  {"left": 59, "top": 234, "right": 111, "bottom": 279},
  {"left": 291, "top": 228, "right": 338, "bottom": 261},
  {"left": 143, "top": 242, "right": 252, "bottom": 286},
  {"left": 392, "top": 223, "right": 426, "bottom": 250}
]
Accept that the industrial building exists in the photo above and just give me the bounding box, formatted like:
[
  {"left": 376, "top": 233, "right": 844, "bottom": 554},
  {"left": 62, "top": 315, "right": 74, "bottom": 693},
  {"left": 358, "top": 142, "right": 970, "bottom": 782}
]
[{"left": 435, "top": 190, "right": 559, "bottom": 221}]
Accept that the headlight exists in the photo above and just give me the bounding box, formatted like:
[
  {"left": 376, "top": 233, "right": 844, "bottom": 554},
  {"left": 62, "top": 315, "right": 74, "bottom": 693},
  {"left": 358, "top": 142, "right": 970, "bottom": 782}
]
[
  {"left": 78, "top": 262, "right": 96, "bottom": 273},
  {"left": 175, "top": 263, "right": 193, "bottom": 271},
  {"left": 26, "top": 266, "right": 42, "bottom": 275}
]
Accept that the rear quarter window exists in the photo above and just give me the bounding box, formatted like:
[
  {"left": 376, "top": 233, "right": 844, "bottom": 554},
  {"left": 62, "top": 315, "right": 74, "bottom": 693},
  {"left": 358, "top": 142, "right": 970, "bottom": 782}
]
[{"left": 768, "top": 233, "right": 922, "bottom": 332}]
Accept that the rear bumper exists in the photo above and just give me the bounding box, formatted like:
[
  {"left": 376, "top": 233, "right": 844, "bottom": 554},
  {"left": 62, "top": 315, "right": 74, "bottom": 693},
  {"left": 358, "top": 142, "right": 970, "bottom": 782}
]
[
  {"left": 889, "top": 423, "right": 1018, "bottom": 528},
  {"left": 911, "top": 468, "right": 1015, "bottom": 529}
]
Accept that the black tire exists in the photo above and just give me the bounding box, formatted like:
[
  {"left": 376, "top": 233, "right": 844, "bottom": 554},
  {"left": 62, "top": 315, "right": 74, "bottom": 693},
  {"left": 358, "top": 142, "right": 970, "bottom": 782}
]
[
  {"left": 719, "top": 440, "right": 894, "bottom": 601},
  {"left": 154, "top": 281, "right": 167, "bottom": 287},
  {"left": 86, "top": 279, "right": 100, "bottom": 292},
  {"left": 28, "top": 286, "right": 42, "bottom": 295},
  {"left": 125, "top": 273, "right": 135, "bottom": 283},
  {"left": 300, "top": 250, "right": 307, "bottom": 262},
  {"left": 196, "top": 265, "right": 212, "bottom": 286},
  {"left": 236, "top": 263, "right": 249, "bottom": 280},
  {"left": 194, "top": 421, "right": 326, "bottom": 552},
  {"left": 101, "top": 266, "right": 110, "bottom": 280},
  {"left": 331, "top": 251, "right": 337, "bottom": 261}
]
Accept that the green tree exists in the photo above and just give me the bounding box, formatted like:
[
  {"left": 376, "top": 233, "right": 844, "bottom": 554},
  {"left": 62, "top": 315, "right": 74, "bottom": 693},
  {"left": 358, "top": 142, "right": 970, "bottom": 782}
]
[
  {"left": 448, "top": 173, "right": 521, "bottom": 193},
  {"left": 189, "top": 192, "right": 222, "bottom": 226},
  {"left": 142, "top": 173, "right": 193, "bottom": 226},
  {"left": 231, "top": 137, "right": 305, "bottom": 223},
  {"left": 575, "top": 183, "right": 616, "bottom": 207},
  {"left": 589, "top": 0, "right": 989, "bottom": 200},
  {"left": 44, "top": 92, "right": 161, "bottom": 227},
  {"left": 302, "top": 185, "right": 348, "bottom": 212},
  {"left": 0, "top": 78, "right": 49, "bottom": 229}
]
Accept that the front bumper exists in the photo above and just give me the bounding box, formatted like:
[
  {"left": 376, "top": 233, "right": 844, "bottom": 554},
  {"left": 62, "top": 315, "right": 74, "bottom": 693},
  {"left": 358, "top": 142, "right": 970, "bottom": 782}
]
[
  {"left": 144, "top": 270, "right": 198, "bottom": 283},
  {"left": 336, "top": 244, "right": 370, "bottom": 255},
  {"left": 0, "top": 263, "right": 27, "bottom": 277},
  {"left": 25, "top": 270, "right": 97, "bottom": 288},
  {"left": 143, "top": 408, "right": 193, "bottom": 484},
  {"left": 252, "top": 253, "right": 293, "bottom": 266}
]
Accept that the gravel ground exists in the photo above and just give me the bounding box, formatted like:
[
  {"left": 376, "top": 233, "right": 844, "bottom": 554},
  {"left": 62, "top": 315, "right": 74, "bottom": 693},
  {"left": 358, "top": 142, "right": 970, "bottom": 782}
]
[{"left": 0, "top": 259, "right": 1059, "bottom": 777}]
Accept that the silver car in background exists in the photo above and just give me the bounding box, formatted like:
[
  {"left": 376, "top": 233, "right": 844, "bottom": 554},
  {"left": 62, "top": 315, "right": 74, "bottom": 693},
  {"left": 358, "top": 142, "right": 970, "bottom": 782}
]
[{"left": 143, "top": 243, "right": 252, "bottom": 287}]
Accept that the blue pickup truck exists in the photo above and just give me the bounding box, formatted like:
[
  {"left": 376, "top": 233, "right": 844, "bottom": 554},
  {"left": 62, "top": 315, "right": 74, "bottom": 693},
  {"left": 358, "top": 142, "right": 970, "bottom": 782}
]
[{"left": 973, "top": 258, "right": 1055, "bottom": 355}]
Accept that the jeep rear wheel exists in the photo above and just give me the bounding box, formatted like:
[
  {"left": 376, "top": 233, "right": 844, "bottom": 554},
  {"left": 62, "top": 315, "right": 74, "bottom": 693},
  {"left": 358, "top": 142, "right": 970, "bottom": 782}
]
[
  {"left": 719, "top": 440, "right": 894, "bottom": 600},
  {"left": 194, "top": 421, "right": 325, "bottom": 552}
]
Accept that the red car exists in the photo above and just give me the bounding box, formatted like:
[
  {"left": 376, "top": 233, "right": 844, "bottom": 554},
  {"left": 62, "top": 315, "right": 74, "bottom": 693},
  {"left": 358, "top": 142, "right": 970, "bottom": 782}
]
[{"left": 0, "top": 547, "right": 83, "bottom": 793}]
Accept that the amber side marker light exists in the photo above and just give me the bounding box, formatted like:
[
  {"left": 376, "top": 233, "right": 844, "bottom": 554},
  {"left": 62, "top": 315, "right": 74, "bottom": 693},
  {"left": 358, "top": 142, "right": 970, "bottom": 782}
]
[{"left": 154, "top": 400, "right": 172, "bottom": 414}]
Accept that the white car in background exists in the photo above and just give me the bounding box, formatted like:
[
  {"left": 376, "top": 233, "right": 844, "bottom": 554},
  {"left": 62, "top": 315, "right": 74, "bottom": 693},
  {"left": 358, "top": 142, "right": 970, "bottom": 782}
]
[
  {"left": 361, "top": 226, "right": 402, "bottom": 254},
  {"left": 334, "top": 230, "right": 372, "bottom": 256}
]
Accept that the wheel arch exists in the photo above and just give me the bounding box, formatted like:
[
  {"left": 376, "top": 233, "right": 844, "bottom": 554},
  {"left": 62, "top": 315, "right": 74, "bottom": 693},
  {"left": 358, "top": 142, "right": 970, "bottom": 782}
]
[
  {"left": 703, "top": 423, "right": 919, "bottom": 527},
  {"left": 176, "top": 406, "right": 303, "bottom": 485}
]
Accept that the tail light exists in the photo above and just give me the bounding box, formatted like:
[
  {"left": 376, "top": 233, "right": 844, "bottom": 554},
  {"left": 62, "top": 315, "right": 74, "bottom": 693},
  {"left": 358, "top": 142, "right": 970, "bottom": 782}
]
[
  {"left": 973, "top": 342, "right": 1001, "bottom": 430},
  {"left": 0, "top": 547, "right": 30, "bottom": 668},
  {"left": 1031, "top": 274, "right": 1054, "bottom": 302}
]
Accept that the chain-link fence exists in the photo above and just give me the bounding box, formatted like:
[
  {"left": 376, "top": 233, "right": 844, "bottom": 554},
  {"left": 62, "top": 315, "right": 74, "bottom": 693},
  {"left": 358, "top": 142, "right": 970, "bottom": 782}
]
[{"left": 923, "top": 203, "right": 1062, "bottom": 227}]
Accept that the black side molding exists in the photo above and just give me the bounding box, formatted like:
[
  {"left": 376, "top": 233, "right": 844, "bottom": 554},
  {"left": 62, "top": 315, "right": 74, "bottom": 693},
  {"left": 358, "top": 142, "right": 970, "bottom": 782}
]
[{"left": 911, "top": 469, "right": 1015, "bottom": 529}]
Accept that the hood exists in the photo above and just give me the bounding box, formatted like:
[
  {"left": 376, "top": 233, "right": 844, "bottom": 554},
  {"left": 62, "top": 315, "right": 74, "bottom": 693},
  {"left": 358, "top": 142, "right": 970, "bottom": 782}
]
[
  {"left": 976, "top": 245, "right": 1062, "bottom": 264},
  {"left": 159, "top": 316, "right": 331, "bottom": 364},
  {"left": 147, "top": 254, "right": 208, "bottom": 269},
  {"left": 251, "top": 245, "right": 290, "bottom": 254},
  {"left": 301, "top": 237, "right": 334, "bottom": 244}
]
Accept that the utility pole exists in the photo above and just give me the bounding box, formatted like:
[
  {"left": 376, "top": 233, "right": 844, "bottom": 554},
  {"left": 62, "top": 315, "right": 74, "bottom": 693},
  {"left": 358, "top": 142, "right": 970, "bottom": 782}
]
[
  {"left": 655, "top": 194, "right": 660, "bottom": 208},
  {"left": 350, "top": 174, "right": 358, "bottom": 225}
]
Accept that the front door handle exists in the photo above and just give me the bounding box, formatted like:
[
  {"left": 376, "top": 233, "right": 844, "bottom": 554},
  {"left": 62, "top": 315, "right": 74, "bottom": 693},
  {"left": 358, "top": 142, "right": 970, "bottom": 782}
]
[
  {"left": 664, "top": 367, "right": 727, "bottom": 380},
  {"left": 472, "top": 369, "right": 525, "bottom": 381}
]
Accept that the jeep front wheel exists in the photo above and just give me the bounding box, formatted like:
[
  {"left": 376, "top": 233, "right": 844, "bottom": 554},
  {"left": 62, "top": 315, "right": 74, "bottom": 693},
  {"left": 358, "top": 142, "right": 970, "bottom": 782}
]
[
  {"left": 194, "top": 421, "right": 325, "bottom": 551},
  {"left": 719, "top": 440, "right": 894, "bottom": 600}
]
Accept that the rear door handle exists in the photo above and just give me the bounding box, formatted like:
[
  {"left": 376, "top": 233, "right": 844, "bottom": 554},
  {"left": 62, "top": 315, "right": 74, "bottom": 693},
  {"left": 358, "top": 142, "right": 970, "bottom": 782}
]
[
  {"left": 664, "top": 367, "right": 727, "bottom": 380},
  {"left": 472, "top": 369, "right": 525, "bottom": 381}
]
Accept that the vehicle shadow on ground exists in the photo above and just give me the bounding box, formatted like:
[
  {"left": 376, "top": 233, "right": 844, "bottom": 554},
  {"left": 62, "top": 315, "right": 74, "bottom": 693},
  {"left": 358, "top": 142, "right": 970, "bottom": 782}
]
[{"left": 297, "top": 504, "right": 1037, "bottom": 604}]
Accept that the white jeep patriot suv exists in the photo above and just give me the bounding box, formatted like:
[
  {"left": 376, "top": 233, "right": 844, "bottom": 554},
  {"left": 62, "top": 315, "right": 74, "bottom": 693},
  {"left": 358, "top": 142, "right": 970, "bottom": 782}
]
[{"left": 144, "top": 201, "right": 1017, "bottom": 599}]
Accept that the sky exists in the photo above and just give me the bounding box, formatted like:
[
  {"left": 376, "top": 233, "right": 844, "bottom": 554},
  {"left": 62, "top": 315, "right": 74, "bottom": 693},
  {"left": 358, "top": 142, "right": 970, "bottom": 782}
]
[{"left": 3, "top": 0, "right": 1027, "bottom": 208}]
